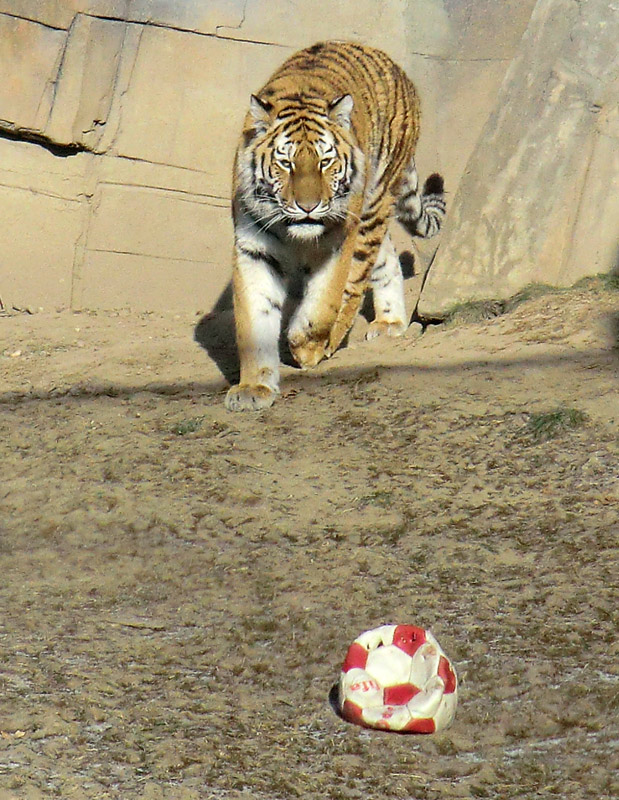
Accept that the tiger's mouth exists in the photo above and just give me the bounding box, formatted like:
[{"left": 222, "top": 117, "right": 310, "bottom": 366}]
[
  {"left": 285, "top": 219, "right": 326, "bottom": 240},
  {"left": 287, "top": 215, "right": 324, "bottom": 226}
]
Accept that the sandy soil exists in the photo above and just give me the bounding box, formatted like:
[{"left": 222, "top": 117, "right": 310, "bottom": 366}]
[{"left": 0, "top": 276, "right": 617, "bottom": 800}]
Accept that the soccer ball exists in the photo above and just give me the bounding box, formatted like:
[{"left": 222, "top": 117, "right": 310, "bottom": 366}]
[{"left": 338, "top": 624, "right": 457, "bottom": 733}]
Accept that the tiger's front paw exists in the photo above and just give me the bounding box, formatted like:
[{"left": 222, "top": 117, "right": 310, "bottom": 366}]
[
  {"left": 225, "top": 383, "right": 279, "bottom": 412},
  {"left": 288, "top": 334, "right": 328, "bottom": 369},
  {"left": 288, "top": 330, "right": 329, "bottom": 369},
  {"left": 365, "top": 320, "right": 407, "bottom": 340}
]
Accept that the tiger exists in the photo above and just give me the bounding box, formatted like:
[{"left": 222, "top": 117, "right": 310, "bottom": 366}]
[{"left": 225, "top": 41, "right": 445, "bottom": 411}]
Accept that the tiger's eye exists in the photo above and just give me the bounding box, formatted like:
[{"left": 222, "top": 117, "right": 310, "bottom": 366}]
[
  {"left": 319, "top": 158, "right": 333, "bottom": 170},
  {"left": 278, "top": 159, "right": 293, "bottom": 171}
]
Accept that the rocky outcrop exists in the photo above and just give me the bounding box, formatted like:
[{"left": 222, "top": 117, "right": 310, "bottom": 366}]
[
  {"left": 418, "top": 0, "right": 619, "bottom": 317},
  {"left": 0, "top": 0, "right": 537, "bottom": 312}
]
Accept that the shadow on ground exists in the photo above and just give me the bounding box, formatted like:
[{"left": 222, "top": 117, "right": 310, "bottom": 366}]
[
  {"left": 1, "top": 348, "right": 615, "bottom": 407},
  {"left": 193, "top": 249, "right": 418, "bottom": 382}
]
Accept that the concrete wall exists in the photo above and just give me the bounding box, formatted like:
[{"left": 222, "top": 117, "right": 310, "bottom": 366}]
[
  {"left": 418, "top": 0, "right": 619, "bottom": 316},
  {"left": 0, "top": 0, "right": 537, "bottom": 313}
]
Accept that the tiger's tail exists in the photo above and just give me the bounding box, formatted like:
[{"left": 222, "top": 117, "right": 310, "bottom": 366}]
[{"left": 396, "top": 167, "right": 446, "bottom": 239}]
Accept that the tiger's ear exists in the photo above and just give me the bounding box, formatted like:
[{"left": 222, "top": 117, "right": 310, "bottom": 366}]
[
  {"left": 249, "top": 94, "right": 273, "bottom": 135},
  {"left": 329, "top": 94, "right": 353, "bottom": 129}
]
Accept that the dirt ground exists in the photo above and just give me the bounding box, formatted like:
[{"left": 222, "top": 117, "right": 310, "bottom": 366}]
[{"left": 0, "top": 275, "right": 617, "bottom": 800}]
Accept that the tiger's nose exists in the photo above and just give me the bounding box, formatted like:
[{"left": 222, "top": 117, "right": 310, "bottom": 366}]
[{"left": 297, "top": 200, "right": 320, "bottom": 214}]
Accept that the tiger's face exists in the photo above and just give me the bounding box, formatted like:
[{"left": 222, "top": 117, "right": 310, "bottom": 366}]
[{"left": 238, "top": 94, "right": 363, "bottom": 241}]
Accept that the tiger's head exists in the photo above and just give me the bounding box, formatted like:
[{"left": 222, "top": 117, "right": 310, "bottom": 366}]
[{"left": 237, "top": 93, "right": 364, "bottom": 241}]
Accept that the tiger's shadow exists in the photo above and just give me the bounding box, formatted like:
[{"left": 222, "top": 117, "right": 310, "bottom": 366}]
[
  {"left": 193, "top": 286, "right": 240, "bottom": 385},
  {"left": 194, "top": 250, "right": 416, "bottom": 384}
]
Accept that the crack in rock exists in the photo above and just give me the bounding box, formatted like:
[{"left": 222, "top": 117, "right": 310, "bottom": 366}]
[{"left": 0, "top": 124, "right": 87, "bottom": 157}]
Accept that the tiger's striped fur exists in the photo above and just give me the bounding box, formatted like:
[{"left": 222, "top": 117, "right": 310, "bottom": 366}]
[{"left": 225, "top": 41, "right": 445, "bottom": 411}]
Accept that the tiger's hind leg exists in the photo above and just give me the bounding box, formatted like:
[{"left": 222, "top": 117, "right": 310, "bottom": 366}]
[
  {"left": 366, "top": 232, "right": 407, "bottom": 340},
  {"left": 396, "top": 157, "right": 446, "bottom": 239}
]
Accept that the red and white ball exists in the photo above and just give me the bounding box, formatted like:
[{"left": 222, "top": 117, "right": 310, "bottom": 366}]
[{"left": 338, "top": 624, "right": 457, "bottom": 733}]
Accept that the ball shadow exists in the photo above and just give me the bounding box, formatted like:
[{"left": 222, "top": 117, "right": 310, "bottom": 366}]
[{"left": 328, "top": 682, "right": 345, "bottom": 720}]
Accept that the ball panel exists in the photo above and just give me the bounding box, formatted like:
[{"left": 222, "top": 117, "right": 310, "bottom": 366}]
[
  {"left": 432, "top": 691, "right": 458, "bottom": 732},
  {"left": 366, "top": 644, "right": 412, "bottom": 686},
  {"left": 383, "top": 683, "right": 420, "bottom": 706},
  {"left": 403, "top": 717, "right": 436, "bottom": 734},
  {"left": 406, "top": 676, "right": 445, "bottom": 719},
  {"left": 438, "top": 655, "right": 457, "bottom": 694},
  {"left": 409, "top": 642, "right": 441, "bottom": 688},
  {"left": 341, "top": 699, "right": 365, "bottom": 726},
  {"left": 363, "top": 703, "right": 412, "bottom": 732},
  {"left": 340, "top": 667, "right": 384, "bottom": 709},
  {"left": 356, "top": 624, "right": 396, "bottom": 651},
  {"left": 342, "top": 642, "right": 369, "bottom": 672},
  {"left": 392, "top": 625, "right": 426, "bottom": 658}
]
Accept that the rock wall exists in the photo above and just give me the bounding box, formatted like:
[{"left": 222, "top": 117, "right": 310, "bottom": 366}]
[
  {"left": 418, "top": 0, "right": 619, "bottom": 317},
  {"left": 0, "top": 0, "right": 536, "bottom": 313}
]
